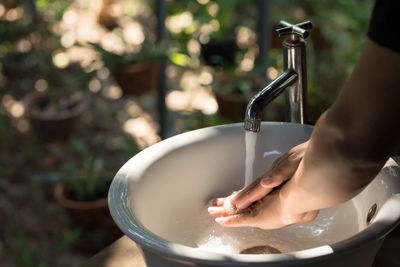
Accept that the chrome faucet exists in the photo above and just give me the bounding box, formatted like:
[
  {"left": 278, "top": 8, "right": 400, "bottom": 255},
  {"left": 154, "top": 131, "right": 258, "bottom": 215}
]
[{"left": 244, "top": 20, "right": 312, "bottom": 132}]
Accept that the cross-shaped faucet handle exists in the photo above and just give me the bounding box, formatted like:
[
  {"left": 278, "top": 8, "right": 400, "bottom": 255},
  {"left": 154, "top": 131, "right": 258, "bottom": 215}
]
[{"left": 275, "top": 20, "right": 313, "bottom": 39}]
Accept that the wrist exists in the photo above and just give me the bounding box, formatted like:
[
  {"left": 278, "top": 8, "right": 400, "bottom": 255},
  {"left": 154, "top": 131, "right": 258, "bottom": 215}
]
[
  {"left": 278, "top": 188, "right": 319, "bottom": 226},
  {"left": 277, "top": 186, "right": 302, "bottom": 225}
]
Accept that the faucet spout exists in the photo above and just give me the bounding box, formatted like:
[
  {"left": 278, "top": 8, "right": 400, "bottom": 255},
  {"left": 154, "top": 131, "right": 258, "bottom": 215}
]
[{"left": 244, "top": 69, "right": 298, "bottom": 132}]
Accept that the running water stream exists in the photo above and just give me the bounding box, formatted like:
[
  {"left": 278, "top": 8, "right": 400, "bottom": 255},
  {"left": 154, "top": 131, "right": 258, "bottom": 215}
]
[
  {"left": 197, "top": 130, "right": 266, "bottom": 254},
  {"left": 244, "top": 131, "right": 259, "bottom": 186}
]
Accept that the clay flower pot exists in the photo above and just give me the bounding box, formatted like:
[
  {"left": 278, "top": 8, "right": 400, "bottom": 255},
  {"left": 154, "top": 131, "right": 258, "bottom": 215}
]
[
  {"left": 54, "top": 183, "right": 122, "bottom": 252},
  {"left": 111, "top": 61, "right": 160, "bottom": 96},
  {"left": 24, "top": 92, "right": 84, "bottom": 142},
  {"left": 3, "top": 0, "right": 19, "bottom": 9}
]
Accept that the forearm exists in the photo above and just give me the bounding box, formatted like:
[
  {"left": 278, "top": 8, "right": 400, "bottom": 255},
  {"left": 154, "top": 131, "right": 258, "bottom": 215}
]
[
  {"left": 280, "top": 112, "right": 384, "bottom": 217},
  {"left": 280, "top": 39, "right": 400, "bottom": 217}
]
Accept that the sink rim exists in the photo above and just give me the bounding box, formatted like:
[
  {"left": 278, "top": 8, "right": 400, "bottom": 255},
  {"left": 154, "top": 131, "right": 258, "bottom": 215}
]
[{"left": 108, "top": 122, "right": 400, "bottom": 265}]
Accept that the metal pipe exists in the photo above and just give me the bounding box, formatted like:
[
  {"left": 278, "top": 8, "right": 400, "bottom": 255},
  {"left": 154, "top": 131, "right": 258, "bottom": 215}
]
[
  {"left": 256, "top": 0, "right": 270, "bottom": 66},
  {"left": 283, "top": 35, "right": 308, "bottom": 124},
  {"left": 156, "top": 0, "right": 167, "bottom": 139},
  {"left": 244, "top": 69, "right": 298, "bottom": 132}
]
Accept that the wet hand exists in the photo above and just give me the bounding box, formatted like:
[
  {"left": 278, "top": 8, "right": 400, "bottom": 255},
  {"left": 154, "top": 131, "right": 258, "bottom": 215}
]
[
  {"left": 233, "top": 141, "right": 309, "bottom": 210},
  {"left": 208, "top": 190, "right": 318, "bottom": 229},
  {"left": 208, "top": 141, "right": 317, "bottom": 229}
]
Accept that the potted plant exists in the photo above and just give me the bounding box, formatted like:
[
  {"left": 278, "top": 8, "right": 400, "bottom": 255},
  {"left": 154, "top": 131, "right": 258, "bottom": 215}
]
[
  {"left": 5, "top": 1, "right": 91, "bottom": 142},
  {"left": 47, "top": 138, "right": 129, "bottom": 251},
  {"left": 91, "top": 41, "right": 167, "bottom": 96},
  {"left": 23, "top": 64, "right": 89, "bottom": 142},
  {"left": 3, "top": 0, "right": 19, "bottom": 9}
]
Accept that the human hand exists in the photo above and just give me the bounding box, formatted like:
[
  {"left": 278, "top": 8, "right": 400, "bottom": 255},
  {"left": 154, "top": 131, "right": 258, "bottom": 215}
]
[
  {"left": 208, "top": 190, "right": 318, "bottom": 229},
  {"left": 234, "top": 140, "right": 309, "bottom": 210},
  {"left": 208, "top": 140, "right": 318, "bottom": 229}
]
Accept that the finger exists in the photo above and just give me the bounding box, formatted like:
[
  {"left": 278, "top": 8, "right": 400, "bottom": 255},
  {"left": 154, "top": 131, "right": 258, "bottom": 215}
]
[
  {"left": 232, "top": 168, "right": 287, "bottom": 210},
  {"left": 215, "top": 212, "right": 257, "bottom": 228},
  {"left": 270, "top": 153, "right": 289, "bottom": 170},
  {"left": 260, "top": 157, "right": 301, "bottom": 187},
  {"left": 229, "top": 155, "right": 289, "bottom": 209},
  {"left": 212, "top": 197, "right": 226, "bottom": 207},
  {"left": 210, "top": 191, "right": 238, "bottom": 207},
  {"left": 260, "top": 172, "right": 288, "bottom": 188},
  {"left": 233, "top": 184, "right": 274, "bottom": 210},
  {"left": 231, "top": 146, "right": 305, "bottom": 210},
  {"left": 230, "top": 174, "right": 269, "bottom": 207},
  {"left": 208, "top": 206, "right": 235, "bottom": 217}
]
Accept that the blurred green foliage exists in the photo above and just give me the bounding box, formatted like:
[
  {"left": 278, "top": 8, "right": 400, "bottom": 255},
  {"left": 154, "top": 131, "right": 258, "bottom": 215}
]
[
  {"left": 0, "top": 0, "right": 90, "bottom": 103},
  {"left": 91, "top": 41, "right": 168, "bottom": 69},
  {"left": 33, "top": 136, "right": 136, "bottom": 201},
  {"left": 4, "top": 233, "right": 48, "bottom": 267},
  {"left": 61, "top": 138, "right": 110, "bottom": 201}
]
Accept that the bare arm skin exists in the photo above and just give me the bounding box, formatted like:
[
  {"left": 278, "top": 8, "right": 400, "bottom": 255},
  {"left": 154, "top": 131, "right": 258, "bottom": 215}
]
[{"left": 209, "top": 38, "right": 400, "bottom": 229}]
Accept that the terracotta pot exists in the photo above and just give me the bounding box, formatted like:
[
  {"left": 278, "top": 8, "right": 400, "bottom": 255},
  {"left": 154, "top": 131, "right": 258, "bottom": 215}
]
[
  {"left": 3, "top": 0, "right": 19, "bottom": 9},
  {"left": 24, "top": 92, "right": 84, "bottom": 142},
  {"left": 215, "top": 92, "right": 250, "bottom": 122},
  {"left": 112, "top": 61, "right": 160, "bottom": 96},
  {"left": 200, "top": 37, "right": 238, "bottom": 67},
  {"left": 54, "top": 183, "right": 122, "bottom": 252}
]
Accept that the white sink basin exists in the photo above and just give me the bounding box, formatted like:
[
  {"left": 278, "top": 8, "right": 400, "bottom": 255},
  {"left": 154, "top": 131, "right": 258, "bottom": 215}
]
[{"left": 109, "top": 122, "right": 400, "bottom": 267}]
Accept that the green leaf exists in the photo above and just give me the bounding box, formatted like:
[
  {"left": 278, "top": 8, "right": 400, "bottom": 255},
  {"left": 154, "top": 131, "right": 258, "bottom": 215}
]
[
  {"left": 35, "top": 0, "right": 50, "bottom": 9},
  {"left": 169, "top": 52, "right": 190, "bottom": 66}
]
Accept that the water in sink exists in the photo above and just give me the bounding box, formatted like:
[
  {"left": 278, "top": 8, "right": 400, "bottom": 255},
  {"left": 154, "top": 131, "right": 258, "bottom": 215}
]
[{"left": 196, "top": 200, "right": 360, "bottom": 254}]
